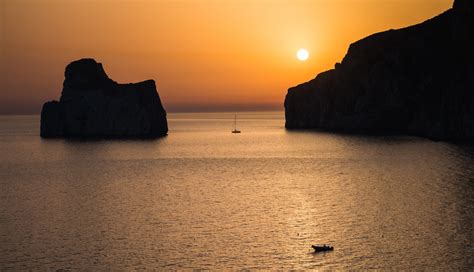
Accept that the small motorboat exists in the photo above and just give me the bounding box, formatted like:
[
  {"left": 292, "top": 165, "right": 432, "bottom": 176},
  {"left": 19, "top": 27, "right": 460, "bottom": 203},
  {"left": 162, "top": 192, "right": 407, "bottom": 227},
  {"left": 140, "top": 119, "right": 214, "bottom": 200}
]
[{"left": 312, "top": 244, "right": 334, "bottom": 252}]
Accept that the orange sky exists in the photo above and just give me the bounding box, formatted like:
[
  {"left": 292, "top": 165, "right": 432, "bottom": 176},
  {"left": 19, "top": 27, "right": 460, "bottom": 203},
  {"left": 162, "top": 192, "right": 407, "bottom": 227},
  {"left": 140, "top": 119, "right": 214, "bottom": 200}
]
[{"left": 0, "top": 0, "right": 452, "bottom": 114}]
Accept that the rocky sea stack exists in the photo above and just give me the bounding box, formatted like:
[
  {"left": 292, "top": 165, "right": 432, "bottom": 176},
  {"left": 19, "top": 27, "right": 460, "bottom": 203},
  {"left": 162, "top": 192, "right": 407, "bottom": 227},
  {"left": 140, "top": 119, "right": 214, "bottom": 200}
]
[
  {"left": 285, "top": 0, "right": 474, "bottom": 140},
  {"left": 41, "top": 59, "right": 168, "bottom": 138}
]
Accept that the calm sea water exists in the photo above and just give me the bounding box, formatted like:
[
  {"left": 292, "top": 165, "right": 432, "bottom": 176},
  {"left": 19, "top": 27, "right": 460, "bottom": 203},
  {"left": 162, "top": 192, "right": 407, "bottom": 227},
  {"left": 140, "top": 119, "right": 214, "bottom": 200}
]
[{"left": 0, "top": 112, "right": 473, "bottom": 270}]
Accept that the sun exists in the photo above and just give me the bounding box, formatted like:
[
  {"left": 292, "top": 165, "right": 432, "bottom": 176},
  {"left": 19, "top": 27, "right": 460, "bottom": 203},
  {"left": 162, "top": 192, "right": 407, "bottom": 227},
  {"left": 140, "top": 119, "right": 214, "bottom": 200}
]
[{"left": 296, "top": 48, "right": 309, "bottom": 61}]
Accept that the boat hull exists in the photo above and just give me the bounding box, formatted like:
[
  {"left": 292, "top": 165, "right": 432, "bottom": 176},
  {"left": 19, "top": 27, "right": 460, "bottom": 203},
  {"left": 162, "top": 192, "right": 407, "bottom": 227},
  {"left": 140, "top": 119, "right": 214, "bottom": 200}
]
[{"left": 312, "top": 245, "right": 334, "bottom": 252}]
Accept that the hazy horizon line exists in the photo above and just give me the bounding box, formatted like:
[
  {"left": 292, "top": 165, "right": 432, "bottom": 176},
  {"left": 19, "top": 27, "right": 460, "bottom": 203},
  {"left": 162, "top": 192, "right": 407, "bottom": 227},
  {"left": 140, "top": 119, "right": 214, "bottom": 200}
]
[
  {"left": 0, "top": 108, "right": 285, "bottom": 116},
  {"left": 0, "top": 102, "right": 284, "bottom": 115}
]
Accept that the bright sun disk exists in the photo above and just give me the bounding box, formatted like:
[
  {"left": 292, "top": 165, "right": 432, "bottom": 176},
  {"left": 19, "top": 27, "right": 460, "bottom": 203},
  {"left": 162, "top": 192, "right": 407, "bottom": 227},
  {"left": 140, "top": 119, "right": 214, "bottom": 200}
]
[{"left": 297, "top": 48, "right": 309, "bottom": 61}]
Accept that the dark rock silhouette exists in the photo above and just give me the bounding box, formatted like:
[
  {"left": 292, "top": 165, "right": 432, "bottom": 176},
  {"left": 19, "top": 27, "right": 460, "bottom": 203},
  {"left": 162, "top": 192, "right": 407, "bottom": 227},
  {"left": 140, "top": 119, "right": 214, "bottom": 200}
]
[
  {"left": 41, "top": 59, "right": 168, "bottom": 138},
  {"left": 285, "top": 0, "right": 474, "bottom": 140}
]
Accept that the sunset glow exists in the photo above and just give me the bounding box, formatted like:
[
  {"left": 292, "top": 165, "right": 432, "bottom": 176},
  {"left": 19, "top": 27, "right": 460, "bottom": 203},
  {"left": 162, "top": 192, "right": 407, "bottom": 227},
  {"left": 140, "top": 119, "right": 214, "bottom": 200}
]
[{"left": 0, "top": 0, "right": 452, "bottom": 114}]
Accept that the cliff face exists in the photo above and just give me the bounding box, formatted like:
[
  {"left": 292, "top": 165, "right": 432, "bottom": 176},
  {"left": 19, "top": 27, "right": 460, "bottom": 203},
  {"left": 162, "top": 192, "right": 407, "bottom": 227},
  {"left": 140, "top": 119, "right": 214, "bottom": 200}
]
[
  {"left": 41, "top": 59, "right": 168, "bottom": 138},
  {"left": 285, "top": 0, "right": 474, "bottom": 140}
]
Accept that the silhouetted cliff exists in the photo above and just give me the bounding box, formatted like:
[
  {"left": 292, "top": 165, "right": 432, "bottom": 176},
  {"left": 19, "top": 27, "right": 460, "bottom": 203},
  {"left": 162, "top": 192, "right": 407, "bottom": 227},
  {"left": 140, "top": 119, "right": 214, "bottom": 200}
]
[
  {"left": 41, "top": 59, "right": 168, "bottom": 138},
  {"left": 285, "top": 0, "right": 474, "bottom": 140}
]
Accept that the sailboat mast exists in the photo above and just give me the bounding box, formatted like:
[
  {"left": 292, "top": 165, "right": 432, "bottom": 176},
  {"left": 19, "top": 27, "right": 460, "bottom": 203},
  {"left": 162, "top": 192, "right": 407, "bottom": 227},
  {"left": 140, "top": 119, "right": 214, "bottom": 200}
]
[{"left": 231, "top": 114, "right": 241, "bottom": 133}]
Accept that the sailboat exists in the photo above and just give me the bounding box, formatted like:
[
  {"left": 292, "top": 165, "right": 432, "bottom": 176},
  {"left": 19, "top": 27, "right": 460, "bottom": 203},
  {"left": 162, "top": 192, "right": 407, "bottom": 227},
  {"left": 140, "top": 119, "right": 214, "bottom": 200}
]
[{"left": 232, "top": 114, "right": 241, "bottom": 133}]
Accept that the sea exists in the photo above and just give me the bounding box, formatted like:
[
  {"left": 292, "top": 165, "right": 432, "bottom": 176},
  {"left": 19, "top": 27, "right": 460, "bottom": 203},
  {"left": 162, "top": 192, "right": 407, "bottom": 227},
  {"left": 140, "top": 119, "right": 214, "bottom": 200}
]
[{"left": 0, "top": 112, "right": 473, "bottom": 270}]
